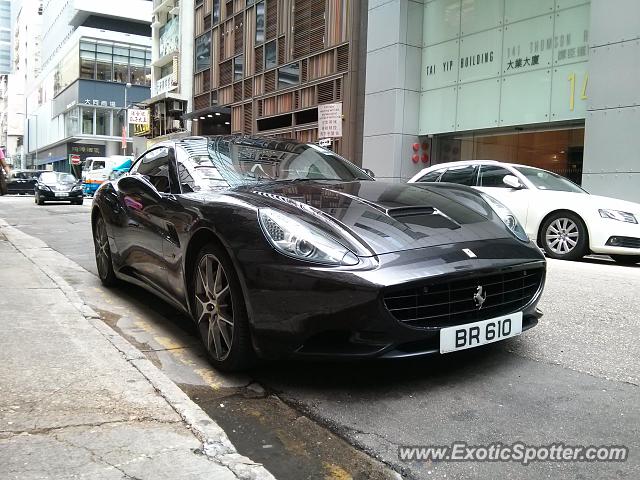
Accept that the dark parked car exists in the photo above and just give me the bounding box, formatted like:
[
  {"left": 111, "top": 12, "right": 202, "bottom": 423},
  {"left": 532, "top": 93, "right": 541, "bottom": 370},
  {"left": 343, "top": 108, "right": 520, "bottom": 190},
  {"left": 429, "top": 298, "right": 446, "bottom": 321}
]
[
  {"left": 91, "top": 136, "right": 546, "bottom": 371},
  {"left": 35, "top": 171, "right": 84, "bottom": 205},
  {"left": 6, "top": 169, "right": 46, "bottom": 194}
]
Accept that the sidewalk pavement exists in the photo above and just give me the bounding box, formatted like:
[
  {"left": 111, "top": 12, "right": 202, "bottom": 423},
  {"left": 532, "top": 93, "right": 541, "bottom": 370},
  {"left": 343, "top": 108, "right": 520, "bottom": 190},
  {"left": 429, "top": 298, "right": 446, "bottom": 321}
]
[{"left": 0, "top": 218, "right": 274, "bottom": 480}]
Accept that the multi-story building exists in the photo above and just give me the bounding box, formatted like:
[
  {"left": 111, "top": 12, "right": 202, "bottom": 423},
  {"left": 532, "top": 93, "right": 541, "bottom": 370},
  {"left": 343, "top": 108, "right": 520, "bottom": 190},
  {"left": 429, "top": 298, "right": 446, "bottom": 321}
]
[
  {"left": 363, "top": 0, "right": 640, "bottom": 203},
  {"left": 0, "top": 0, "right": 12, "bottom": 157},
  {"left": 0, "top": 0, "right": 10, "bottom": 74},
  {"left": 4, "top": 0, "right": 43, "bottom": 167},
  {"left": 24, "top": 0, "right": 153, "bottom": 172},
  {"left": 183, "top": 0, "right": 639, "bottom": 204},
  {"left": 143, "top": 0, "right": 195, "bottom": 142},
  {"left": 186, "top": 0, "right": 367, "bottom": 163}
]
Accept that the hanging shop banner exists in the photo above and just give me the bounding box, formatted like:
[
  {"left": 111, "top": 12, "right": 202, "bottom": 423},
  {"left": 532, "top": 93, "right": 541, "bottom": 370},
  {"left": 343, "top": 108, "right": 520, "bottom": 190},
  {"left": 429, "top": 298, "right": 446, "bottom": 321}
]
[
  {"left": 420, "top": 0, "right": 591, "bottom": 135},
  {"left": 318, "top": 103, "right": 343, "bottom": 138},
  {"left": 159, "top": 17, "right": 180, "bottom": 57},
  {"left": 128, "top": 108, "right": 150, "bottom": 125}
]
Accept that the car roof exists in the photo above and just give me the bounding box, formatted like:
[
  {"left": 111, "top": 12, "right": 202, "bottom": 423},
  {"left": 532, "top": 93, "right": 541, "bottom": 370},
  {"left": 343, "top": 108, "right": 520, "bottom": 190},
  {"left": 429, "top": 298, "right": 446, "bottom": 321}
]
[{"left": 424, "top": 159, "right": 515, "bottom": 169}]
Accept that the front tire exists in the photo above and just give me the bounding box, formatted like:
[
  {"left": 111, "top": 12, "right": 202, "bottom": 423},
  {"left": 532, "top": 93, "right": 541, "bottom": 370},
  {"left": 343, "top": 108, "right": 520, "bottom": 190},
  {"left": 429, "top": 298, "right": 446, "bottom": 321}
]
[
  {"left": 191, "top": 244, "right": 255, "bottom": 372},
  {"left": 611, "top": 255, "right": 640, "bottom": 266},
  {"left": 541, "top": 212, "right": 588, "bottom": 260},
  {"left": 36, "top": 193, "right": 45, "bottom": 205},
  {"left": 93, "top": 215, "right": 117, "bottom": 286}
]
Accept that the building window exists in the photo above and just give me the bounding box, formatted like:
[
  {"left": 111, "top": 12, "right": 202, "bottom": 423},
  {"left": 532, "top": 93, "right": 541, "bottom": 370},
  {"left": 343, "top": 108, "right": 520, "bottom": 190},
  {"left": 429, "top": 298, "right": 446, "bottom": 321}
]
[
  {"left": 255, "top": 1, "right": 265, "bottom": 44},
  {"left": 277, "top": 63, "right": 300, "bottom": 90},
  {"left": 113, "top": 111, "right": 126, "bottom": 138},
  {"left": 265, "top": 40, "right": 276, "bottom": 70},
  {"left": 82, "top": 108, "right": 94, "bottom": 135},
  {"left": 80, "top": 42, "right": 96, "bottom": 79},
  {"left": 96, "top": 109, "right": 109, "bottom": 136},
  {"left": 65, "top": 108, "right": 79, "bottom": 137},
  {"left": 75, "top": 40, "right": 151, "bottom": 87},
  {"left": 113, "top": 53, "right": 129, "bottom": 83},
  {"left": 195, "top": 32, "right": 211, "bottom": 73},
  {"left": 234, "top": 55, "right": 244, "bottom": 81},
  {"left": 96, "top": 44, "right": 113, "bottom": 81},
  {"left": 213, "top": 0, "right": 220, "bottom": 24},
  {"left": 129, "top": 49, "right": 147, "bottom": 85}
]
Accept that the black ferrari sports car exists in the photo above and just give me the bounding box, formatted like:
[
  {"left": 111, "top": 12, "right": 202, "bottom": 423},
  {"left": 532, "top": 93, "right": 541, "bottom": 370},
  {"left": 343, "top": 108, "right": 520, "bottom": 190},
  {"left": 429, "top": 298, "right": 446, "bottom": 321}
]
[{"left": 91, "top": 136, "right": 546, "bottom": 371}]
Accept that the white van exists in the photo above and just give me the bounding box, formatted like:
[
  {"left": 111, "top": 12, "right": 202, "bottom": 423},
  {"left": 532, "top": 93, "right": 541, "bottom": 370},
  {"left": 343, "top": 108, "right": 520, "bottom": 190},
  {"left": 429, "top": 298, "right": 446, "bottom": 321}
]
[{"left": 83, "top": 156, "right": 132, "bottom": 195}]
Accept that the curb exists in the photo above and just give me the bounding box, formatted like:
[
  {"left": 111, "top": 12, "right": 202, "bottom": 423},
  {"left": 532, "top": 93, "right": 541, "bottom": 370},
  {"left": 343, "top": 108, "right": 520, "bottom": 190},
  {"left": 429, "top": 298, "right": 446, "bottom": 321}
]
[{"left": 0, "top": 218, "right": 275, "bottom": 480}]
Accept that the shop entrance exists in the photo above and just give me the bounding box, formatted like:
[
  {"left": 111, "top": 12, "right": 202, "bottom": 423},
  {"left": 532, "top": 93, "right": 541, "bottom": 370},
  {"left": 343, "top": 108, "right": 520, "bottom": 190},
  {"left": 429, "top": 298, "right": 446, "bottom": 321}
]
[{"left": 434, "top": 127, "right": 585, "bottom": 184}]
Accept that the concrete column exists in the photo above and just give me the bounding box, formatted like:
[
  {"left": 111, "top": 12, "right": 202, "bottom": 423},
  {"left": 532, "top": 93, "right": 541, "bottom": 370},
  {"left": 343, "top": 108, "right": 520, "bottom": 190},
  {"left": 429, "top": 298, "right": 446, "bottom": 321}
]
[
  {"left": 361, "top": 0, "right": 425, "bottom": 182},
  {"left": 582, "top": 0, "right": 640, "bottom": 202}
]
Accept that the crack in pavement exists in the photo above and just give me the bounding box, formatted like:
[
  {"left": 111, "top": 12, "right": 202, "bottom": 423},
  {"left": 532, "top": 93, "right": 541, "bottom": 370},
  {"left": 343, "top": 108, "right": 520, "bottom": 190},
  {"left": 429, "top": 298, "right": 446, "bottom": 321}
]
[{"left": 0, "top": 417, "right": 183, "bottom": 438}]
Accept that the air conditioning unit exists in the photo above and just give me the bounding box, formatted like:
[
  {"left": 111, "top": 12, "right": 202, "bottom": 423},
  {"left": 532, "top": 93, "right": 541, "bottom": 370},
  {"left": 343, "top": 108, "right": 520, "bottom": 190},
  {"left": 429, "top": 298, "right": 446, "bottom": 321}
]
[{"left": 169, "top": 101, "right": 183, "bottom": 112}]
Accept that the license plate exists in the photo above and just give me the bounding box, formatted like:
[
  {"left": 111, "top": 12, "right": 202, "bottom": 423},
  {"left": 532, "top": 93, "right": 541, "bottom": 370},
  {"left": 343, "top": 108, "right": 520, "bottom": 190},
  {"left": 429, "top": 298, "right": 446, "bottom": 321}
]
[
  {"left": 55, "top": 192, "right": 68, "bottom": 197},
  {"left": 440, "top": 312, "right": 523, "bottom": 353}
]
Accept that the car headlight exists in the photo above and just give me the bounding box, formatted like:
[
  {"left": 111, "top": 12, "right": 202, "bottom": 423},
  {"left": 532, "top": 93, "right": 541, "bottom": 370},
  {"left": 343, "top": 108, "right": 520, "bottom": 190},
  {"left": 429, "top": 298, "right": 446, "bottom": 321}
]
[
  {"left": 258, "top": 208, "right": 359, "bottom": 266},
  {"left": 481, "top": 193, "right": 529, "bottom": 242},
  {"left": 598, "top": 209, "right": 637, "bottom": 224},
  {"left": 72, "top": 185, "right": 83, "bottom": 192},
  {"left": 39, "top": 184, "right": 51, "bottom": 191}
]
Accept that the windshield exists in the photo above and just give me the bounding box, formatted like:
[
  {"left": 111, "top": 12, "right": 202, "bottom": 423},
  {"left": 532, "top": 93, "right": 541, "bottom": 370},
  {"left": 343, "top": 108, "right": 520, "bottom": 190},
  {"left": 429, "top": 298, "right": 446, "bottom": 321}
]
[
  {"left": 514, "top": 166, "right": 586, "bottom": 193},
  {"left": 179, "top": 138, "right": 372, "bottom": 190},
  {"left": 40, "top": 172, "right": 77, "bottom": 184},
  {"left": 91, "top": 161, "right": 106, "bottom": 170}
]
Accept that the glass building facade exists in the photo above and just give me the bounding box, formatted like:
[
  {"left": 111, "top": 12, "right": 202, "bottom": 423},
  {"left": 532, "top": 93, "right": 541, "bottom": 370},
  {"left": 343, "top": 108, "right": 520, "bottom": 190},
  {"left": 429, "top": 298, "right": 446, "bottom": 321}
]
[{"left": 54, "top": 38, "right": 152, "bottom": 96}]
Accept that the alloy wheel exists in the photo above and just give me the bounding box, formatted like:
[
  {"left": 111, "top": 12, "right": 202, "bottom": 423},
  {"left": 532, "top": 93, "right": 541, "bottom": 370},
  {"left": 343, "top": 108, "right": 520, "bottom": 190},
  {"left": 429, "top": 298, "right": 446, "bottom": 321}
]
[
  {"left": 195, "top": 254, "right": 234, "bottom": 361},
  {"left": 545, "top": 218, "right": 579, "bottom": 255},
  {"left": 94, "top": 217, "right": 112, "bottom": 279}
]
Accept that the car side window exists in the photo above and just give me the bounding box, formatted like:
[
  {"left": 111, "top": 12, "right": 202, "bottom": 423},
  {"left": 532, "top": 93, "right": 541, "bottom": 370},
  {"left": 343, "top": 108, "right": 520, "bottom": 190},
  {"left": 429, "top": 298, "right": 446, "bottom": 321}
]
[
  {"left": 440, "top": 165, "right": 477, "bottom": 186},
  {"left": 478, "top": 165, "right": 514, "bottom": 188},
  {"left": 417, "top": 168, "right": 446, "bottom": 183},
  {"left": 136, "top": 147, "right": 172, "bottom": 194}
]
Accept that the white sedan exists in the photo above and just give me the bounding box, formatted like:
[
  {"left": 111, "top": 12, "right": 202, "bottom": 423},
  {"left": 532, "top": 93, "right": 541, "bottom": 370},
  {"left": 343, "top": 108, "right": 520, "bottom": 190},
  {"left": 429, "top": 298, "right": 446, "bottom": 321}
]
[{"left": 408, "top": 160, "right": 640, "bottom": 265}]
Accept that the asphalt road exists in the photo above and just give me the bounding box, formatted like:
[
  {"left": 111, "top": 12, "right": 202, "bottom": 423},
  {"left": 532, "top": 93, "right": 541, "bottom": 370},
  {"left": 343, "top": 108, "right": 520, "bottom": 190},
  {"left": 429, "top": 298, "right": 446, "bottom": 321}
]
[{"left": 1, "top": 195, "right": 638, "bottom": 480}]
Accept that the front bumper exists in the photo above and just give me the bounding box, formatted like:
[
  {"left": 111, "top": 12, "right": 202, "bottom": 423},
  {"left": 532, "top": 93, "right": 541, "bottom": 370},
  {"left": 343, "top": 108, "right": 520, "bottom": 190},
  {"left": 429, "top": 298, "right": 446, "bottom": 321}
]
[
  {"left": 589, "top": 218, "right": 640, "bottom": 256},
  {"left": 240, "top": 239, "right": 546, "bottom": 359},
  {"left": 37, "top": 188, "right": 84, "bottom": 200}
]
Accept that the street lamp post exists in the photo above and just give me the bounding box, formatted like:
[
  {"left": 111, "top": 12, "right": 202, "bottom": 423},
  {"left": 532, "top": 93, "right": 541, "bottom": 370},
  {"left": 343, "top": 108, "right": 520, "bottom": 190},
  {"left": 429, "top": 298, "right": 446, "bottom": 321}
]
[{"left": 123, "top": 82, "right": 132, "bottom": 154}]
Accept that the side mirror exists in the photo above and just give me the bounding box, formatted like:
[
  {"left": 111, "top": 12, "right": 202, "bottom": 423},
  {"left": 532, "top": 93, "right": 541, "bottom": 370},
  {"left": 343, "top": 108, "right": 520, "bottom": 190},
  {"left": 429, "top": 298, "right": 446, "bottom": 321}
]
[
  {"left": 118, "top": 175, "right": 162, "bottom": 202},
  {"left": 503, "top": 175, "right": 524, "bottom": 189},
  {"left": 363, "top": 168, "right": 375, "bottom": 179}
]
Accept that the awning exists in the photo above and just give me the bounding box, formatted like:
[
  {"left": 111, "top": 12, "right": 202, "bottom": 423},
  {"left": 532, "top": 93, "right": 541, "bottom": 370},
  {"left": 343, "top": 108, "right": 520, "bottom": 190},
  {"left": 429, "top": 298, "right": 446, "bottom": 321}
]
[
  {"left": 182, "top": 105, "right": 231, "bottom": 121},
  {"left": 141, "top": 91, "right": 188, "bottom": 106}
]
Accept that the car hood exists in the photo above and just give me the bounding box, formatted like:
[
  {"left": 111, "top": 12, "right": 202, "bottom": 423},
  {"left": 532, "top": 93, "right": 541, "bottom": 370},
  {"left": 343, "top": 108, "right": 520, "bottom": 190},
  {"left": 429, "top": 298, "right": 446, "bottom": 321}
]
[{"left": 232, "top": 180, "right": 516, "bottom": 256}]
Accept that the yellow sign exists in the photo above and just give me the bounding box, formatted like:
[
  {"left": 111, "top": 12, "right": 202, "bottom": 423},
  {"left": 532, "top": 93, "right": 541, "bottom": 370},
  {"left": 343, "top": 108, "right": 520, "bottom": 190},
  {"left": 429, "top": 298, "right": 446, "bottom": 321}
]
[{"left": 133, "top": 121, "right": 151, "bottom": 137}]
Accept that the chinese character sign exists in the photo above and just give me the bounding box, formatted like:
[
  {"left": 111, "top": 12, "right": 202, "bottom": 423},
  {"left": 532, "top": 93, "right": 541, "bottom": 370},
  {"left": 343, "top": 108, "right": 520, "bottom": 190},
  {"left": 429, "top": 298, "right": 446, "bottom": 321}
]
[
  {"left": 128, "top": 109, "right": 150, "bottom": 125},
  {"left": 318, "top": 103, "right": 343, "bottom": 139}
]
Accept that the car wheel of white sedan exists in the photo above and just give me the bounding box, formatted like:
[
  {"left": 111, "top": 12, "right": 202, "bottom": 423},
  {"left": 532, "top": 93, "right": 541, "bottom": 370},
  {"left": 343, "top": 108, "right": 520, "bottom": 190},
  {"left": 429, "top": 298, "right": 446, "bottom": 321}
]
[{"left": 541, "top": 212, "right": 588, "bottom": 261}]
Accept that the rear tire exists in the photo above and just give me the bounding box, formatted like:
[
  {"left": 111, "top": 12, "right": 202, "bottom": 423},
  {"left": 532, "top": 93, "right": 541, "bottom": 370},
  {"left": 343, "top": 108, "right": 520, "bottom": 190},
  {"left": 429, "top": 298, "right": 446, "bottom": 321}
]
[
  {"left": 191, "top": 243, "right": 255, "bottom": 372},
  {"left": 541, "top": 212, "right": 588, "bottom": 261},
  {"left": 611, "top": 255, "right": 640, "bottom": 266},
  {"left": 93, "top": 215, "right": 117, "bottom": 286}
]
